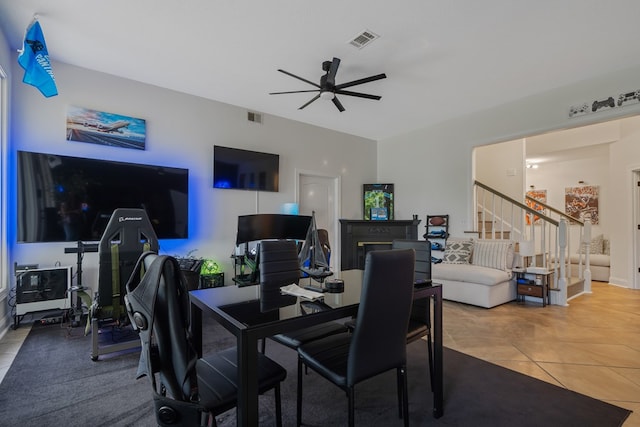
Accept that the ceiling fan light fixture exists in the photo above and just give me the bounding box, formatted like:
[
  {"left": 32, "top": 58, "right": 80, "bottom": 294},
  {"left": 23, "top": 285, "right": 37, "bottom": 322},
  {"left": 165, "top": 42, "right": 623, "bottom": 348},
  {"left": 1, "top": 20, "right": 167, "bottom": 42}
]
[
  {"left": 320, "top": 91, "right": 334, "bottom": 100},
  {"left": 270, "top": 57, "right": 385, "bottom": 112}
]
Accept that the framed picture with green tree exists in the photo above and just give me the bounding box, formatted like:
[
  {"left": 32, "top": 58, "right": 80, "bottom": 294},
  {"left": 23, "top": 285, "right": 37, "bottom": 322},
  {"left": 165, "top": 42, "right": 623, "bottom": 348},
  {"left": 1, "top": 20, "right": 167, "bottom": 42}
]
[{"left": 363, "top": 183, "right": 394, "bottom": 220}]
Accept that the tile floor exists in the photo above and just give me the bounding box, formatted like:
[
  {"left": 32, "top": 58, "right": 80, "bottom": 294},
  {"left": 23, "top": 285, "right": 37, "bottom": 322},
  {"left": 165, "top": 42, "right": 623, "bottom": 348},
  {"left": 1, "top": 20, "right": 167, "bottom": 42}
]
[
  {"left": 0, "top": 281, "right": 638, "bottom": 425},
  {"left": 443, "top": 281, "right": 640, "bottom": 426}
]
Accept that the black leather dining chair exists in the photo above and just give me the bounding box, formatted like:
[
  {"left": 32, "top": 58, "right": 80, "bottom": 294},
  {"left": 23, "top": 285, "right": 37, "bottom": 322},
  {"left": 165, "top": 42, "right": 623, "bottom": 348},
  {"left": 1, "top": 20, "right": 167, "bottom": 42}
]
[
  {"left": 125, "top": 252, "right": 287, "bottom": 427},
  {"left": 345, "top": 239, "right": 434, "bottom": 389},
  {"left": 391, "top": 239, "right": 434, "bottom": 388},
  {"left": 259, "top": 240, "right": 347, "bottom": 355},
  {"left": 296, "top": 248, "right": 415, "bottom": 427}
]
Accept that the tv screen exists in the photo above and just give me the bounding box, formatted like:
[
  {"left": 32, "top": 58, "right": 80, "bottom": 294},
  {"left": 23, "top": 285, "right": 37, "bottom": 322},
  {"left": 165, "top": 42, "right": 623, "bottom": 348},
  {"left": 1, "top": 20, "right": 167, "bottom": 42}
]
[
  {"left": 213, "top": 146, "right": 279, "bottom": 192},
  {"left": 236, "top": 214, "right": 311, "bottom": 245},
  {"left": 17, "top": 151, "right": 189, "bottom": 242}
]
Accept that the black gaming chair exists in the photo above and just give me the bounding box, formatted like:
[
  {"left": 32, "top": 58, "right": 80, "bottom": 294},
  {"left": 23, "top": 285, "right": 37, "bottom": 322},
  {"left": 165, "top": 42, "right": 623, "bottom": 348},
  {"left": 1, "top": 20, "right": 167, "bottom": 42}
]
[
  {"left": 125, "top": 252, "right": 287, "bottom": 427},
  {"left": 259, "top": 240, "right": 347, "bottom": 355},
  {"left": 89, "top": 208, "right": 159, "bottom": 361},
  {"left": 297, "top": 249, "right": 415, "bottom": 427}
]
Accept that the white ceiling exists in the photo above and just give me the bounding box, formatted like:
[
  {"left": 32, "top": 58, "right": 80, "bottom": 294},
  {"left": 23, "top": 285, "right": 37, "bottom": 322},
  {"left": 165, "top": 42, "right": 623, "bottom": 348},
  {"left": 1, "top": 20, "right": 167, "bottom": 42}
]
[{"left": 2, "top": 1, "right": 640, "bottom": 141}]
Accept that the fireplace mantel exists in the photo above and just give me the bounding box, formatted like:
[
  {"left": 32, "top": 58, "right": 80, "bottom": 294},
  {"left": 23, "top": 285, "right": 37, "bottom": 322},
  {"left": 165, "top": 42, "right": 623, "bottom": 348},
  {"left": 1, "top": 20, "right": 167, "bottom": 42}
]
[{"left": 340, "top": 219, "right": 421, "bottom": 270}]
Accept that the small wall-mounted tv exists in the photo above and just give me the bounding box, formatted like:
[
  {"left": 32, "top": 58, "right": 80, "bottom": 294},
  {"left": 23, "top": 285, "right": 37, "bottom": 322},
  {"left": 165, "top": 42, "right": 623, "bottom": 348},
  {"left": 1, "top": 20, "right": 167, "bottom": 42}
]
[
  {"left": 17, "top": 151, "right": 189, "bottom": 242},
  {"left": 213, "top": 145, "right": 279, "bottom": 192}
]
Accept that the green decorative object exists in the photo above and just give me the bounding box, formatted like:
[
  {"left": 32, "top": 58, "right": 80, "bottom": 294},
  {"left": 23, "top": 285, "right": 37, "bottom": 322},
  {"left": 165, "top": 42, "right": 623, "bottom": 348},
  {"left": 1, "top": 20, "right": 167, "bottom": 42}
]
[{"left": 201, "top": 259, "right": 221, "bottom": 275}]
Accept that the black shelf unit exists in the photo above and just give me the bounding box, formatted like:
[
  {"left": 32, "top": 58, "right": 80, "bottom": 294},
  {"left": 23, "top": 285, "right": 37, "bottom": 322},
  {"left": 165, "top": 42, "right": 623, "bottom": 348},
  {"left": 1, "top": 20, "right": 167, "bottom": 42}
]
[{"left": 424, "top": 215, "right": 449, "bottom": 262}]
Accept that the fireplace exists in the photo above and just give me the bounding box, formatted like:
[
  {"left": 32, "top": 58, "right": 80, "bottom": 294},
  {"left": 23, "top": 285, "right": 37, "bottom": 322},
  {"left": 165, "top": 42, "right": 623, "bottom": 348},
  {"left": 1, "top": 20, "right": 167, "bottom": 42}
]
[{"left": 340, "top": 219, "right": 421, "bottom": 270}]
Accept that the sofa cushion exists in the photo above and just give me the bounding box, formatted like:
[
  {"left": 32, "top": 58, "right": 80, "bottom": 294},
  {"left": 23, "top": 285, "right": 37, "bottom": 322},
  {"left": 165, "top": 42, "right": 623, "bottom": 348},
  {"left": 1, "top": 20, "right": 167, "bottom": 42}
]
[
  {"left": 569, "top": 253, "right": 610, "bottom": 267},
  {"left": 471, "top": 239, "right": 514, "bottom": 271},
  {"left": 579, "top": 234, "right": 604, "bottom": 255},
  {"left": 433, "top": 263, "right": 513, "bottom": 287},
  {"left": 442, "top": 239, "right": 473, "bottom": 264}
]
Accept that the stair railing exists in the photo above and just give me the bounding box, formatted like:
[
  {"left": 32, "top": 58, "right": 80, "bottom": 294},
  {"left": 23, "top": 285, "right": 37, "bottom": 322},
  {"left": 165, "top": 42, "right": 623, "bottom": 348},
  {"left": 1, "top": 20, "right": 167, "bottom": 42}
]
[
  {"left": 523, "top": 194, "right": 592, "bottom": 294},
  {"left": 473, "top": 180, "right": 592, "bottom": 304}
]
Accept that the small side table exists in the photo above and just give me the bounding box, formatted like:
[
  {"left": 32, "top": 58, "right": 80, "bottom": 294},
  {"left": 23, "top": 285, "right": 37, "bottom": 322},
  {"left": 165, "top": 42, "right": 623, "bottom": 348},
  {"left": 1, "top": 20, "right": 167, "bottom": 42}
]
[{"left": 515, "top": 269, "right": 552, "bottom": 307}]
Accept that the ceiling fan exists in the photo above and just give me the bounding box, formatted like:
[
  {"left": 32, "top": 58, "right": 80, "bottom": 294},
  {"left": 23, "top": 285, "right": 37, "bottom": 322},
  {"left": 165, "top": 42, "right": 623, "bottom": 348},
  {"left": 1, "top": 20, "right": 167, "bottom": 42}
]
[{"left": 269, "top": 57, "right": 386, "bottom": 112}]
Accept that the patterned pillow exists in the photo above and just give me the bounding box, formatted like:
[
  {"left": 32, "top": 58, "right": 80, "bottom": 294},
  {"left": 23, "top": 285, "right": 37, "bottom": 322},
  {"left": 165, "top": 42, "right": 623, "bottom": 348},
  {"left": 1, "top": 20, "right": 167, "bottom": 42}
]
[
  {"left": 579, "top": 234, "right": 604, "bottom": 255},
  {"left": 603, "top": 238, "right": 610, "bottom": 256},
  {"left": 442, "top": 239, "right": 473, "bottom": 264},
  {"left": 471, "top": 239, "right": 514, "bottom": 271}
]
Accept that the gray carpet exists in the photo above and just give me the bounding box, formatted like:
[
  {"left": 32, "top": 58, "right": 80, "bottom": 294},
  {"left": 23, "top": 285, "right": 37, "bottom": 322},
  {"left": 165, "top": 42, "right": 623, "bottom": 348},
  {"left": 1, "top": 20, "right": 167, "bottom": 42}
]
[{"left": 0, "top": 320, "right": 631, "bottom": 426}]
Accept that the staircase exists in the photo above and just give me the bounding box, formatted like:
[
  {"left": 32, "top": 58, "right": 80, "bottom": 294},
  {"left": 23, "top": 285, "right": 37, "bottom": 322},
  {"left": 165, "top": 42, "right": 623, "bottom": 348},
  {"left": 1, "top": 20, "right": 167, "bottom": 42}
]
[{"left": 473, "top": 180, "right": 594, "bottom": 305}]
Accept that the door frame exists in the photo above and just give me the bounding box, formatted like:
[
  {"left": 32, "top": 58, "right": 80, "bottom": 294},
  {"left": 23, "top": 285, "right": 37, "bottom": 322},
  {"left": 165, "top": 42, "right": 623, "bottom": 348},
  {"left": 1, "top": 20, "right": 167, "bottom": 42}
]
[
  {"left": 295, "top": 169, "right": 342, "bottom": 272},
  {"left": 632, "top": 168, "right": 640, "bottom": 289}
]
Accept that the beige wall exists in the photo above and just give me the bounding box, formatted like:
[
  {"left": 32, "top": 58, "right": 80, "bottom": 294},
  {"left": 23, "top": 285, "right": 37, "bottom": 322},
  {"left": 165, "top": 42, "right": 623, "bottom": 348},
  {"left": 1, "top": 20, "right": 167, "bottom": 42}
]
[
  {"left": 379, "top": 65, "right": 640, "bottom": 289},
  {"left": 4, "top": 59, "right": 377, "bottom": 304}
]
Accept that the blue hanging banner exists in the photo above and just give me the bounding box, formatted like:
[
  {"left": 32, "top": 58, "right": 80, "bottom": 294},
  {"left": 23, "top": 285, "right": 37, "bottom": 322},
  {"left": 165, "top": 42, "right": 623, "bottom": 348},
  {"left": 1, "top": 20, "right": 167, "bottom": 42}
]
[{"left": 18, "top": 19, "right": 58, "bottom": 97}]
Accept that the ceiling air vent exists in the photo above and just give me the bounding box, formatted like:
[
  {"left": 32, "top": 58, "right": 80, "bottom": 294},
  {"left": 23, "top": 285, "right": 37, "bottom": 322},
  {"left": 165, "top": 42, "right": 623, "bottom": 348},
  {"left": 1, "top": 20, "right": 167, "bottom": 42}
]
[
  {"left": 247, "top": 111, "right": 263, "bottom": 124},
  {"left": 348, "top": 29, "right": 379, "bottom": 49}
]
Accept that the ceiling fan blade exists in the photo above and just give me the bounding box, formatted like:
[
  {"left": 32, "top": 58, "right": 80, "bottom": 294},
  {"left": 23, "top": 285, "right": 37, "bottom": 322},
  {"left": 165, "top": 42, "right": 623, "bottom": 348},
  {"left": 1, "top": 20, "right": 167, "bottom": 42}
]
[
  {"left": 335, "top": 73, "right": 387, "bottom": 90},
  {"left": 335, "top": 89, "right": 382, "bottom": 100},
  {"left": 326, "top": 57, "right": 340, "bottom": 86},
  {"left": 269, "top": 89, "right": 320, "bottom": 95},
  {"left": 299, "top": 94, "right": 321, "bottom": 110},
  {"left": 332, "top": 96, "right": 345, "bottom": 112},
  {"left": 277, "top": 69, "right": 321, "bottom": 89}
]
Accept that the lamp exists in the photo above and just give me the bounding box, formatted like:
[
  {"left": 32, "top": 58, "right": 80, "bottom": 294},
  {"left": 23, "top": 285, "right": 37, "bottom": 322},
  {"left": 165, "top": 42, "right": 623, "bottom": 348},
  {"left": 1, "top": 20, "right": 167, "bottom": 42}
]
[
  {"left": 518, "top": 240, "right": 535, "bottom": 269},
  {"left": 320, "top": 91, "right": 334, "bottom": 100}
]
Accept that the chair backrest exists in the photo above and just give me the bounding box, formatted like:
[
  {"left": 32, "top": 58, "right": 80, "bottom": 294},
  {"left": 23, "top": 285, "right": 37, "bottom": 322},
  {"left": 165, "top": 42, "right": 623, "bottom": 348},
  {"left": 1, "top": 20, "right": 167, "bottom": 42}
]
[
  {"left": 348, "top": 248, "right": 415, "bottom": 386},
  {"left": 392, "top": 239, "right": 431, "bottom": 282},
  {"left": 125, "top": 252, "right": 196, "bottom": 402},
  {"left": 98, "top": 208, "right": 159, "bottom": 308},
  {"left": 259, "top": 240, "right": 300, "bottom": 311},
  {"left": 317, "top": 229, "right": 331, "bottom": 261},
  {"left": 392, "top": 240, "right": 431, "bottom": 326}
]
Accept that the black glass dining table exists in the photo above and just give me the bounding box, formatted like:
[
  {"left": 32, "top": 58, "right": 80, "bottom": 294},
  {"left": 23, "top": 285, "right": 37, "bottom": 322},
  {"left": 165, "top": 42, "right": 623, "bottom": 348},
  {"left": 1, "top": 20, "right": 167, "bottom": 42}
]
[{"left": 189, "top": 269, "right": 443, "bottom": 426}]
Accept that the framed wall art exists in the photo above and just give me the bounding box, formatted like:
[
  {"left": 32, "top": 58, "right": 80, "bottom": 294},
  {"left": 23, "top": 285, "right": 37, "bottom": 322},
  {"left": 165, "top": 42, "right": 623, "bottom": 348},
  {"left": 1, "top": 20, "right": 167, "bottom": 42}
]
[
  {"left": 66, "top": 106, "right": 146, "bottom": 150},
  {"left": 363, "top": 183, "right": 394, "bottom": 220},
  {"left": 565, "top": 185, "right": 599, "bottom": 224},
  {"left": 525, "top": 189, "right": 547, "bottom": 225}
]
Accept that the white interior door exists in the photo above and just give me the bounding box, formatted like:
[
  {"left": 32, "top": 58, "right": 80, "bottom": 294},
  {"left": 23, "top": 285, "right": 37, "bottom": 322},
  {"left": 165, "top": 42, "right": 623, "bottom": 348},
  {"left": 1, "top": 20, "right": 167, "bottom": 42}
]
[{"left": 297, "top": 172, "right": 340, "bottom": 271}]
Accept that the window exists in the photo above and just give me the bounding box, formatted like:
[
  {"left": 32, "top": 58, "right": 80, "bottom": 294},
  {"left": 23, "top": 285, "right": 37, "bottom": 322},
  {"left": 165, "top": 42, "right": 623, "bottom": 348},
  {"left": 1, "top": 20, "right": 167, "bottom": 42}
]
[{"left": 0, "top": 65, "right": 7, "bottom": 295}]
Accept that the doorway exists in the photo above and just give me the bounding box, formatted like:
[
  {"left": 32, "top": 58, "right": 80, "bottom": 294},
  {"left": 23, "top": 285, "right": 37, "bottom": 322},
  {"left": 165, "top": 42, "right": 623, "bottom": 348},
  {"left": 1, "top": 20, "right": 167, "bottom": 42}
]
[
  {"left": 296, "top": 171, "right": 341, "bottom": 271},
  {"left": 633, "top": 169, "right": 640, "bottom": 289}
]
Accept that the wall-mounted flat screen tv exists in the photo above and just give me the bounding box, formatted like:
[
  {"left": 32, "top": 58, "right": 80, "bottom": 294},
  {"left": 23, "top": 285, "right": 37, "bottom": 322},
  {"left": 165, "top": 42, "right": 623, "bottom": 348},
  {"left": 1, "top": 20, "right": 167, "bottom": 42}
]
[
  {"left": 17, "top": 151, "right": 189, "bottom": 242},
  {"left": 213, "top": 145, "right": 279, "bottom": 192}
]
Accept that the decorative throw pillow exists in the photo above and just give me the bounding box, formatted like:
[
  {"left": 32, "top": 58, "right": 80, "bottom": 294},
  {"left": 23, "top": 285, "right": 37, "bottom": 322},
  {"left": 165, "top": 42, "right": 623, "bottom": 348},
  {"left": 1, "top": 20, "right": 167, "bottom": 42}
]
[
  {"left": 471, "top": 239, "right": 514, "bottom": 271},
  {"left": 603, "top": 238, "right": 610, "bottom": 256},
  {"left": 442, "top": 239, "right": 473, "bottom": 264},
  {"left": 579, "top": 234, "right": 604, "bottom": 255}
]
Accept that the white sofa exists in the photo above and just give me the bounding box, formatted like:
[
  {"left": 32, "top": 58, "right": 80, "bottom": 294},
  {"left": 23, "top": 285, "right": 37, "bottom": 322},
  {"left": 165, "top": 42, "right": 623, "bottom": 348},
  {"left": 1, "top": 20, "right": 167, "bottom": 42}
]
[
  {"left": 568, "top": 235, "right": 610, "bottom": 282},
  {"left": 433, "top": 263, "right": 515, "bottom": 308},
  {"left": 569, "top": 254, "right": 609, "bottom": 282},
  {"left": 432, "top": 238, "right": 516, "bottom": 308}
]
